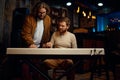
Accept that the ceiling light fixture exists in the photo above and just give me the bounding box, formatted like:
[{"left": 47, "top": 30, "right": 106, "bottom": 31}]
[
  {"left": 66, "top": 2, "right": 72, "bottom": 6},
  {"left": 98, "top": 2, "right": 103, "bottom": 6}
]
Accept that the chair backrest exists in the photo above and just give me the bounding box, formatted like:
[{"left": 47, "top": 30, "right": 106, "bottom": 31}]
[
  {"left": 104, "top": 30, "right": 120, "bottom": 61},
  {"left": 105, "top": 31, "right": 120, "bottom": 51},
  {"left": 10, "top": 8, "right": 30, "bottom": 48}
]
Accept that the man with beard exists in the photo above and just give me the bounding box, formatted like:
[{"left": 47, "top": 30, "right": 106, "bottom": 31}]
[
  {"left": 21, "top": 2, "right": 51, "bottom": 80},
  {"left": 45, "top": 17, "right": 77, "bottom": 80}
]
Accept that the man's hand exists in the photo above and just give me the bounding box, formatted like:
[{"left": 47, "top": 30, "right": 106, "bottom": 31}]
[
  {"left": 29, "top": 44, "right": 37, "bottom": 48},
  {"left": 43, "top": 42, "right": 53, "bottom": 48}
]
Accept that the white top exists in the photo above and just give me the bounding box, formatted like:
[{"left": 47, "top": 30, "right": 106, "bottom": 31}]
[{"left": 33, "top": 19, "right": 44, "bottom": 47}]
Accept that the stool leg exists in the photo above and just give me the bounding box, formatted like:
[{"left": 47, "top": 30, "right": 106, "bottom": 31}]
[
  {"left": 104, "top": 58, "right": 110, "bottom": 80},
  {"left": 53, "top": 69, "right": 66, "bottom": 80},
  {"left": 90, "top": 56, "right": 98, "bottom": 80},
  {"left": 22, "top": 63, "right": 32, "bottom": 80},
  {"left": 66, "top": 69, "right": 75, "bottom": 80}
]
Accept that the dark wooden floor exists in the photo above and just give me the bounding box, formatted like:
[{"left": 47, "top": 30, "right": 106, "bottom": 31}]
[
  {"left": 59, "top": 71, "right": 114, "bottom": 80},
  {"left": 0, "top": 55, "right": 120, "bottom": 80}
]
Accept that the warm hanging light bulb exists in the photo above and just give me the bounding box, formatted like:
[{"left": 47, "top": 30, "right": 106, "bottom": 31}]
[
  {"left": 92, "top": 16, "right": 96, "bottom": 19},
  {"left": 77, "top": 6, "right": 80, "bottom": 13},
  {"left": 89, "top": 11, "right": 91, "bottom": 16},
  {"left": 82, "top": 11, "right": 86, "bottom": 17},
  {"left": 87, "top": 16, "right": 90, "bottom": 19}
]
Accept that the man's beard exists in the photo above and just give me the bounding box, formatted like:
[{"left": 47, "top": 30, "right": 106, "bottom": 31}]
[
  {"left": 38, "top": 15, "right": 45, "bottom": 19},
  {"left": 59, "top": 29, "right": 67, "bottom": 35}
]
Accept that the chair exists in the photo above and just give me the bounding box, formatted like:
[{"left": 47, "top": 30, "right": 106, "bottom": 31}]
[
  {"left": 52, "top": 66, "right": 75, "bottom": 80},
  {"left": 52, "top": 68, "right": 66, "bottom": 80},
  {"left": 51, "top": 59, "right": 76, "bottom": 80},
  {"left": 11, "top": 8, "right": 29, "bottom": 48},
  {"left": 10, "top": 8, "right": 32, "bottom": 80},
  {"left": 90, "top": 50, "right": 110, "bottom": 80},
  {"left": 104, "top": 30, "right": 120, "bottom": 80}
]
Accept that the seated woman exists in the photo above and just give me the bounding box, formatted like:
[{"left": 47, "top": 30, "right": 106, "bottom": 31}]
[{"left": 44, "top": 17, "right": 77, "bottom": 80}]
